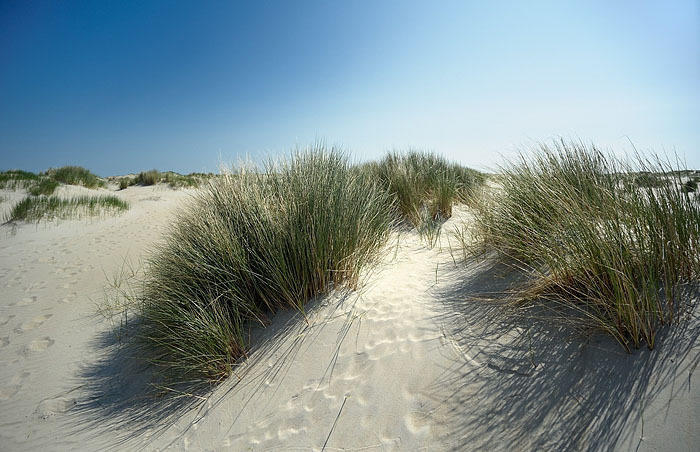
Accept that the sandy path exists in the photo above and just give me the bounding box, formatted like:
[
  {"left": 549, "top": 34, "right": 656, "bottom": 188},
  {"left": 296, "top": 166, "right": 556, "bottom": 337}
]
[
  {"left": 144, "top": 225, "right": 464, "bottom": 450},
  {"left": 0, "top": 192, "right": 697, "bottom": 451}
]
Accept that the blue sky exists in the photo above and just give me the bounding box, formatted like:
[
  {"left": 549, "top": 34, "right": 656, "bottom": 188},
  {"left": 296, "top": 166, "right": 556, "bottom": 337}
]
[{"left": 1, "top": 1, "right": 698, "bottom": 175}]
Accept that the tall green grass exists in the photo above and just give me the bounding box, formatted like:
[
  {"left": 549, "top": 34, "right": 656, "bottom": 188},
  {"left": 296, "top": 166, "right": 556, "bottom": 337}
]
[
  {"left": 365, "top": 151, "right": 483, "bottom": 226},
  {"left": 136, "top": 170, "right": 160, "bottom": 186},
  {"left": 137, "top": 146, "right": 395, "bottom": 381},
  {"left": 471, "top": 140, "right": 700, "bottom": 350},
  {"left": 118, "top": 177, "right": 134, "bottom": 190},
  {"left": 8, "top": 195, "right": 128, "bottom": 222},
  {"left": 28, "top": 178, "right": 60, "bottom": 196},
  {"left": 47, "top": 166, "right": 104, "bottom": 188}
]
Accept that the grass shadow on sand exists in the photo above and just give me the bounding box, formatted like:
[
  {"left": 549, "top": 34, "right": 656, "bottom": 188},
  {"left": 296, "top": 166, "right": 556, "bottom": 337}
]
[
  {"left": 430, "top": 255, "right": 699, "bottom": 451},
  {"left": 66, "top": 290, "right": 360, "bottom": 450}
]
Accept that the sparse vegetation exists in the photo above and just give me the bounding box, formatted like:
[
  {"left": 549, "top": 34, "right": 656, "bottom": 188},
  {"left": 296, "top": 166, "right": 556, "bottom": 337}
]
[
  {"left": 129, "top": 170, "right": 213, "bottom": 188},
  {"left": 0, "top": 170, "right": 39, "bottom": 190},
  {"left": 136, "top": 146, "right": 394, "bottom": 381},
  {"left": 470, "top": 140, "right": 700, "bottom": 351},
  {"left": 161, "top": 171, "right": 216, "bottom": 188},
  {"left": 1, "top": 166, "right": 105, "bottom": 195},
  {"left": 7, "top": 195, "right": 128, "bottom": 222}
]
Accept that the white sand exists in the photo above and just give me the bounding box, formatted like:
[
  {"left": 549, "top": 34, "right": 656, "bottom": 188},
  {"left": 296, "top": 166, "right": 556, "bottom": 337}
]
[{"left": 0, "top": 189, "right": 697, "bottom": 451}]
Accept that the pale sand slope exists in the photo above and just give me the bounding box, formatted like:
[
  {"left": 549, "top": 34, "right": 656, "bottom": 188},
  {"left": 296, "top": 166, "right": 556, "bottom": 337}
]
[{"left": 0, "top": 191, "right": 698, "bottom": 451}]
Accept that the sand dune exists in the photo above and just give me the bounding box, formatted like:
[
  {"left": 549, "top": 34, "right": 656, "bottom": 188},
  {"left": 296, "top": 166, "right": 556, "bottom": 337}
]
[{"left": 0, "top": 188, "right": 697, "bottom": 451}]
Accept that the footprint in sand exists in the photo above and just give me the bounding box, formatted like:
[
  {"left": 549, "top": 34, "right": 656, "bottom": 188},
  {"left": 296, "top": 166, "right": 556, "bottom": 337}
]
[
  {"left": 25, "top": 281, "right": 47, "bottom": 292},
  {"left": 20, "top": 337, "right": 55, "bottom": 355},
  {"left": 0, "top": 315, "right": 15, "bottom": 326},
  {"left": 0, "top": 371, "right": 30, "bottom": 401},
  {"left": 14, "top": 314, "right": 53, "bottom": 333},
  {"left": 402, "top": 394, "right": 432, "bottom": 435},
  {"left": 0, "top": 336, "right": 9, "bottom": 348},
  {"left": 0, "top": 386, "right": 20, "bottom": 401},
  {"left": 35, "top": 396, "right": 77, "bottom": 420},
  {"left": 14, "top": 296, "right": 37, "bottom": 306}
]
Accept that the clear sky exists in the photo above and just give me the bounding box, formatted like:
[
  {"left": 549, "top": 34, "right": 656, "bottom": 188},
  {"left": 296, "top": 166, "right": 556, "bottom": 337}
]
[{"left": 1, "top": 1, "right": 698, "bottom": 175}]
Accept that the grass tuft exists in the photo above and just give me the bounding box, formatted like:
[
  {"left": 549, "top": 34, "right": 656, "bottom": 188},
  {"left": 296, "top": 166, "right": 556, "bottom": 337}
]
[
  {"left": 470, "top": 140, "right": 700, "bottom": 350},
  {"left": 28, "top": 178, "right": 60, "bottom": 196},
  {"left": 136, "top": 170, "right": 161, "bottom": 186},
  {"left": 137, "top": 145, "right": 395, "bottom": 381},
  {"left": 118, "top": 178, "right": 133, "bottom": 190},
  {"left": 362, "top": 151, "right": 483, "bottom": 246},
  {"left": 8, "top": 195, "right": 128, "bottom": 222},
  {"left": 47, "top": 166, "right": 103, "bottom": 188}
]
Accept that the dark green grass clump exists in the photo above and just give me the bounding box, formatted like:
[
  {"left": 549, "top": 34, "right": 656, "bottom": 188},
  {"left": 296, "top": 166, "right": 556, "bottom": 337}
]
[
  {"left": 130, "top": 170, "right": 213, "bottom": 188},
  {"left": 365, "top": 151, "right": 484, "bottom": 227},
  {"left": 138, "top": 147, "right": 395, "bottom": 381},
  {"left": 118, "top": 177, "right": 133, "bottom": 190},
  {"left": 135, "top": 170, "right": 161, "bottom": 186},
  {"left": 8, "top": 195, "right": 128, "bottom": 222},
  {"left": 47, "top": 166, "right": 104, "bottom": 188},
  {"left": 28, "top": 178, "right": 60, "bottom": 196},
  {"left": 472, "top": 140, "right": 700, "bottom": 350}
]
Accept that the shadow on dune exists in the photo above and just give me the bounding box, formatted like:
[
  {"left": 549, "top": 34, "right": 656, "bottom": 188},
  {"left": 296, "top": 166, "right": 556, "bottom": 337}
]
[
  {"left": 66, "top": 290, "right": 358, "bottom": 450},
  {"left": 430, "top": 255, "right": 700, "bottom": 451}
]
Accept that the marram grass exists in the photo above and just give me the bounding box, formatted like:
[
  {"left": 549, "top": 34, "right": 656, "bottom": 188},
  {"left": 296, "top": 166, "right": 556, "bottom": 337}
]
[
  {"left": 0, "top": 170, "right": 39, "bottom": 189},
  {"left": 1, "top": 166, "right": 104, "bottom": 195},
  {"left": 28, "top": 178, "right": 59, "bottom": 196},
  {"left": 471, "top": 140, "right": 700, "bottom": 351},
  {"left": 46, "top": 166, "right": 104, "bottom": 188},
  {"left": 8, "top": 195, "right": 128, "bottom": 222},
  {"left": 136, "top": 169, "right": 160, "bottom": 186},
  {"left": 362, "top": 151, "right": 483, "bottom": 235},
  {"left": 137, "top": 146, "right": 395, "bottom": 381},
  {"left": 127, "top": 170, "right": 214, "bottom": 188}
]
